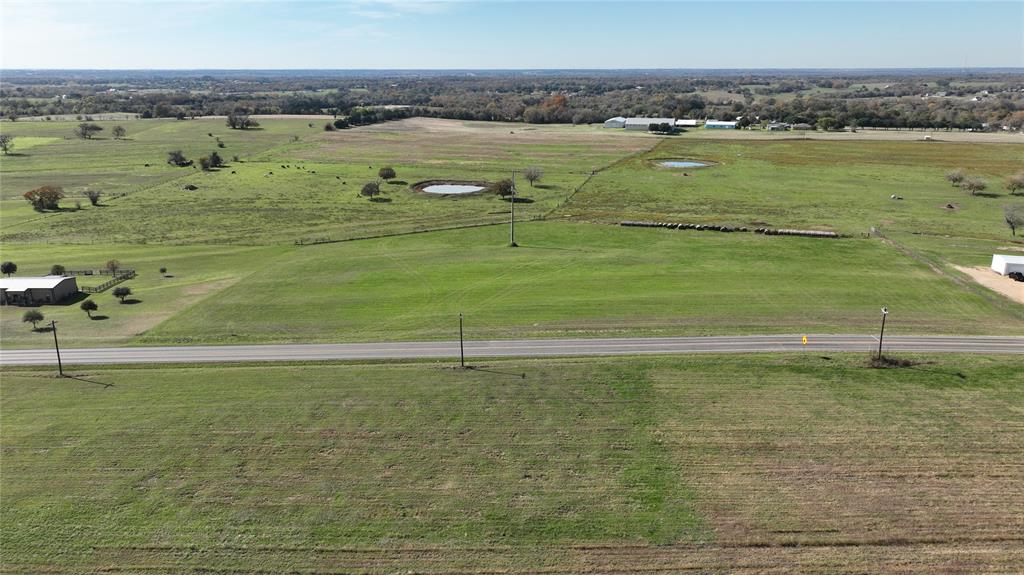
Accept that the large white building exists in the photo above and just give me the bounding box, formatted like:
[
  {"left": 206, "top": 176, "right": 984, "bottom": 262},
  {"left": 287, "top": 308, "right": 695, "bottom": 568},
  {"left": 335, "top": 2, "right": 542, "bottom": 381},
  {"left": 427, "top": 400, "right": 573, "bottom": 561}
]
[
  {"left": 675, "top": 119, "right": 700, "bottom": 127},
  {"left": 991, "top": 254, "right": 1024, "bottom": 275},
  {"left": 705, "top": 120, "right": 738, "bottom": 129},
  {"left": 0, "top": 276, "right": 80, "bottom": 306}
]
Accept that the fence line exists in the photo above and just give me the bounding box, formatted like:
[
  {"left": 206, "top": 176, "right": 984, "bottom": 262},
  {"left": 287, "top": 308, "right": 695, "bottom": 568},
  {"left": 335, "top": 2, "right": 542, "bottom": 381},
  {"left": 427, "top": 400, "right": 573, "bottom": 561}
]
[{"left": 79, "top": 270, "right": 136, "bottom": 293}]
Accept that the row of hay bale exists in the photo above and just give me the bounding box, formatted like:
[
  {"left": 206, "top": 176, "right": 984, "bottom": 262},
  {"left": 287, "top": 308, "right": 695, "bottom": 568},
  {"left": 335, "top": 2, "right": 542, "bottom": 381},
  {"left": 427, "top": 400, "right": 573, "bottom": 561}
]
[
  {"left": 620, "top": 221, "right": 837, "bottom": 238},
  {"left": 620, "top": 221, "right": 747, "bottom": 233},
  {"left": 754, "top": 228, "right": 838, "bottom": 238}
]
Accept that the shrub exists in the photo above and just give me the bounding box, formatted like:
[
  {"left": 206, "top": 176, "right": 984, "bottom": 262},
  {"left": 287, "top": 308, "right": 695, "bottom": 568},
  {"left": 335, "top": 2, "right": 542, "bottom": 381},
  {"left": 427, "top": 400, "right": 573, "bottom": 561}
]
[
  {"left": 24, "top": 185, "right": 64, "bottom": 211},
  {"left": 1006, "top": 171, "right": 1024, "bottom": 195},
  {"left": 1, "top": 261, "right": 16, "bottom": 276},
  {"left": 945, "top": 169, "right": 965, "bottom": 185},
  {"left": 50, "top": 264, "right": 66, "bottom": 276},
  {"left": 378, "top": 166, "right": 396, "bottom": 181}
]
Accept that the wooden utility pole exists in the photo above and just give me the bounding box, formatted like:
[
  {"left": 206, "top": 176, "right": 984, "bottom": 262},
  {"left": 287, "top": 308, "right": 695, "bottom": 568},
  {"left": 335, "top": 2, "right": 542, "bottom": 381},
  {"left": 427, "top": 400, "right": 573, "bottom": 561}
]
[{"left": 51, "top": 320, "right": 63, "bottom": 377}]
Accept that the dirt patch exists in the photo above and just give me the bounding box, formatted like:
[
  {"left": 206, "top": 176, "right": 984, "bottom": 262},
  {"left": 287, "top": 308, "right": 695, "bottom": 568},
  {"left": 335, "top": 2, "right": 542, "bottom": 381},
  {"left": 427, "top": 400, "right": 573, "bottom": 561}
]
[{"left": 952, "top": 265, "right": 1024, "bottom": 304}]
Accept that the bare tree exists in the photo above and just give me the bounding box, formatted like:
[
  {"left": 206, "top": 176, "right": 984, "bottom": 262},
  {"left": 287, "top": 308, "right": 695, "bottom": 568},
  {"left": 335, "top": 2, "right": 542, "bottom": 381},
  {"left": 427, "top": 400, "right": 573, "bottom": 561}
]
[
  {"left": 945, "top": 169, "right": 965, "bottom": 185},
  {"left": 522, "top": 166, "right": 543, "bottom": 187},
  {"left": 167, "top": 150, "right": 192, "bottom": 167},
  {"left": 0, "top": 134, "right": 13, "bottom": 154},
  {"left": 1005, "top": 205, "right": 1024, "bottom": 236},
  {"left": 961, "top": 178, "right": 988, "bottom": 196},
  {"left": 1006, "top": 171, "right": 1024, "bottom": 196},
  {"left": 111, "top": 125, "right": 126, "bottom": 140},
  {"left": 106, "top": 259, "right": 121, "bottom": 274},
  {"left": 82, "top": 189, "right": 102, "bottom": 206},
  {"left": 489, "top": 179, "right": 515, "bottom": 200},
  {"left": 74, "top": 122, "right": 103, "bottom": 139}
]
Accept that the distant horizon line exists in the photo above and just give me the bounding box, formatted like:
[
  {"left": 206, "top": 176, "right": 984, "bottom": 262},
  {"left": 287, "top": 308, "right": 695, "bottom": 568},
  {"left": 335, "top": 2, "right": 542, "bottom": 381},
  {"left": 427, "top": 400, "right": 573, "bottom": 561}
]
[{"left": 4, "top": 67, "right": 1023, "bottom": 72}]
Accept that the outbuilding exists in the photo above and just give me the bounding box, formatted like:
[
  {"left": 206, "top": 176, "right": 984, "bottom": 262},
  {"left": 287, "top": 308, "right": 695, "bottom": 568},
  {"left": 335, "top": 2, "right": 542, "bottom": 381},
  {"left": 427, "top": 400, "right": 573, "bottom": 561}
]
[
  {"left": 624, "top": 117, "right": 676, "bottom": 131},
  {"left": 0, "top": 276, "right": 80, "bottom": 306},
  {"left": 603, "top": 116, "right": 626, "bottom": 128},
  {"left": 991, "top": 254, "right": 1024, "bottom": 276},
  {"left": 675, "top": 119, "right": 699, "bottom": 127},
  {"left": 705, "top": 120, "right": 738, "bottom": 129}
]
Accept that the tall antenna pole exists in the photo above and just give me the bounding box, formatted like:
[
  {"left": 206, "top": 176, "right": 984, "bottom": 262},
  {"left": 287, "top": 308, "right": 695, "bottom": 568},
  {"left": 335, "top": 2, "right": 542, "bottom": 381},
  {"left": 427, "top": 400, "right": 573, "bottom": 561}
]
[
  {"left": 509, "top": 170, "right": 518, "bottom": 247},
  {"left": 51, "top": 320, "right": 64, "bottom": 377}
]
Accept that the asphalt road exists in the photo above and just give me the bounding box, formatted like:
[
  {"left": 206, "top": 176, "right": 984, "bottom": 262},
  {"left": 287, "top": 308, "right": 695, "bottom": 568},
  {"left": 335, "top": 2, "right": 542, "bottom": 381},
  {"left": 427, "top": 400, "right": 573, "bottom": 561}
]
[{"left": 1, "top": 335, "right": 1022, "bottom": 366}]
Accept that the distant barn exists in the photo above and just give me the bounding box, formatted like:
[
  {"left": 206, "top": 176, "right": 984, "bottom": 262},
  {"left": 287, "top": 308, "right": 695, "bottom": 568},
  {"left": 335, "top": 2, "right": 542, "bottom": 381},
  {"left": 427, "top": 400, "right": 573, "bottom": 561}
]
[
  {"left": 0, "top": 276, "right": 79, "bottom": 306},
  {"left": 705, "top": 120, "right": 738, "bottom": 129},
  {"left": 603, "top": 116, "right": 626, "bottom": 128},
  {"left": 991, "top": 254, "right": 1024, "bottom": 276},
  {"left": 624, "top": 117, "right": 676, "bottom": 131}
]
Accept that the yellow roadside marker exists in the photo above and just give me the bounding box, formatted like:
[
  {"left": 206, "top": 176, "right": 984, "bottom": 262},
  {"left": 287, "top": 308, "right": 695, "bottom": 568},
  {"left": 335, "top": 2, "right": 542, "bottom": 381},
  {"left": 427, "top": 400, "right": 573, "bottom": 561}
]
[{"left": 802, "top": 335, "right": 808, "bottom": 346}]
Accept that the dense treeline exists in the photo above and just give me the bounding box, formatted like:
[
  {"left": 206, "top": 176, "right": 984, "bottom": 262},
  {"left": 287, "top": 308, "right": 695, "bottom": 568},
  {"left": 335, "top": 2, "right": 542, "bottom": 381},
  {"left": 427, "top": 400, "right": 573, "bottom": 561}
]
[{"left": 1, "top": 71, "right": 1021, "bottom": 130}]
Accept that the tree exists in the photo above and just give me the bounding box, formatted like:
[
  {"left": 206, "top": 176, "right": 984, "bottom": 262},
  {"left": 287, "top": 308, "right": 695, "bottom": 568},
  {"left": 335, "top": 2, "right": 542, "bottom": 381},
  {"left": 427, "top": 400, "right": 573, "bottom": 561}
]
[
  {"left": 112, "top": 286, "right": 132, "bottom": 303},
  {"left": 333, "top": 118, "right": 349, "bottom": 129},
  {"left": 1, "top": 261, "right": 16, "bottom": 276},
  {"left": 378, "top": 166, "right": 396, "bottom": 181},
  {"left": 961, "top": 177, "right": 988, "bottom": 196},
  {"left": 0, "top": 133, "right": 13, "bottom": 154},
  {"left": 360, "top": 181, "right": 382, "bottom": 199},
  {"left": 111, "top": 125, "right": 126, "bottom": 140},
  {"left": 209, "top": 151, "right": 224, "bottom": 168},
  {"left": 522, "top": 167, "right": 543, "bottom": 188},
  {"left": 226, "top": 112, "right": 259, "bottom": 130},
  {"left": 198, "top": 156, "right": 212, "bottom": 171},
  {"left": 82, "top": 189, "right": 102, "bottom": 206},
  {"left": 816, "top": 116, "right": 840, "bottom": 131},
  {"left": 946, "top": 169, "right": 965, "bottom": 185},
  {"left": 22, "top": 309, "right": 44, "bottom": 330},
  {"left": 1006, "top": 171, "right": 1024, "bottom": 196},
  {"left": 489, "top": 179, "right": 515, "bottom": 200},
  {"left": 1005, "top": 205, "right": 1024, "bottom": 237},
  {"left": 106, "top": 259, "right": 121, "bottom": 274},
  {"left": 80, "top": 299, "right": 98, "bottom": 318},
  {"left": 159, "top": 266, "right": 168, "bottom": 275},
  {"left": 74, "top": 122, "right": 103, "bottom": 139},
  {"left": 167, "top": 150, "right": 192, "bottom": 167},
  {"left": 50, "top": 264, "right": 66, "bottom": 276},
  {"left": 23, "top": 185, "right": 64, "bottom": 211}
]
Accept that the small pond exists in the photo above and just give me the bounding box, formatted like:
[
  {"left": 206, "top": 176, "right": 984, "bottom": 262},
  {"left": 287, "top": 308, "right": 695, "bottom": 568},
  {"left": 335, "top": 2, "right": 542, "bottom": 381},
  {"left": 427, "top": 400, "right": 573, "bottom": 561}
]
[
  {"left": 422, "top": 184, "right": 486, "bottom": 195},
  {"left": 660, "top": 160, "right": 710, "bottom": 168}
]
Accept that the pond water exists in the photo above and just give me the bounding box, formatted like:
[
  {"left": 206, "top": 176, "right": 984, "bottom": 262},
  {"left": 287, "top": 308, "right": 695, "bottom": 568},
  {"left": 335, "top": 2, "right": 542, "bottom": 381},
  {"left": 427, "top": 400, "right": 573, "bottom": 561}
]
[
  {"left": 422, "top": 184, "right": 486, "bottom": 195},
  {"left": 660, "top": 161, "right": 709, "bottom": 168}
]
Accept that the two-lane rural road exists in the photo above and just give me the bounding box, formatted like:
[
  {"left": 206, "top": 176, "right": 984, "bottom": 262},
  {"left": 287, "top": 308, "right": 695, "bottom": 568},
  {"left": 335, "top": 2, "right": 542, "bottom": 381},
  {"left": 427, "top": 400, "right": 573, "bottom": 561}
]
[{"left": 1, "top": 335, "right": 1022, "bottom": 366}]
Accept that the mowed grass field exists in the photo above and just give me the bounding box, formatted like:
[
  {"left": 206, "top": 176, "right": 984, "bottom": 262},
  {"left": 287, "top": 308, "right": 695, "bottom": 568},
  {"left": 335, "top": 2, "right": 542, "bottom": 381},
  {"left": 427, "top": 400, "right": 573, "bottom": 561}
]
[
  {"left": 3, "top": 354, "right": 1022, "bottom": 573},
  {"left": 2, "top": 221, "right": 1021, "bottom": 348}
]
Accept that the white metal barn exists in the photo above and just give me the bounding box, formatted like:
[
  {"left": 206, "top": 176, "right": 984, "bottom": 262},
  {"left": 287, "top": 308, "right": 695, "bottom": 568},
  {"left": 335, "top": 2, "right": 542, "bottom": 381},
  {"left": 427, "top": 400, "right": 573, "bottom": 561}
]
[
  {"left": 991, "top": 254, "right": 1024, "bottom": 275},
  {"left": 624, "top": 117, "right": 675, "bottom": 131},
  {"left": 0, "top": 276, "right": 79, "bottom": 306},
  {"left": 603, "top": 116, "right": 626, "bottom": 128},
  {"left": 675, "top": 119, "right": 699, "bottom": 127}
]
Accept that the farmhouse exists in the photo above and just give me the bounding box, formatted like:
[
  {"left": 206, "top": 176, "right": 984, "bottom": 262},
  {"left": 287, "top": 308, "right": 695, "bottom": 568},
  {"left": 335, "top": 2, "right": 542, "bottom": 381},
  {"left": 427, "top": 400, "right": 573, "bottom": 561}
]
[
  {"left": 675, "top": 119, "right": 700, "bottom": 127},
  {"left": 0, "top": 276, "right": 80, "bottom": 306},
  {"left": 624, "top": 117, "right": 676, "bottom": 131},
  {"left": 705, "top": 120, "right": 738, "bottom": 129},
  {"left": 602, "top": 116, "right": 626, "bottom": 128},
  {"left": 991, "top": 254, "right": 1024, "bottom": 276}
]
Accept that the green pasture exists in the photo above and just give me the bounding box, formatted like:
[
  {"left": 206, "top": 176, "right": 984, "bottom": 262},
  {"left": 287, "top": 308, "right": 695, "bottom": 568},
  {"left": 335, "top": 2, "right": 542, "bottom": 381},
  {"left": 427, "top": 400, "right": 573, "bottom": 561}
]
[
  {"left": 3, "top": 222, "right": 1019, "bottom": 348},
  {"left": 3, "top": 354, "right": 1021, "bottom": 572}
]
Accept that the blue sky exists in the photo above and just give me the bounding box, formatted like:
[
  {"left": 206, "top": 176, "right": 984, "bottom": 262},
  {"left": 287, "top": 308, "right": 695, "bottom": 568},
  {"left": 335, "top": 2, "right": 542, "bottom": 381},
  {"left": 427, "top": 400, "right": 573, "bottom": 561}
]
[{"left": 1, "top": 1, "right": 1021, "bottom": 69}]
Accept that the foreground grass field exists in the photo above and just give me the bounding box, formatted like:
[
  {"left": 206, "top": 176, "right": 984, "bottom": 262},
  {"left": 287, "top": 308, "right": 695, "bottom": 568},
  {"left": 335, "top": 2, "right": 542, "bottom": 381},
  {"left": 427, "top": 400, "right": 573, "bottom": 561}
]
[
  {"left": 3, "top": 354, "right": 1022, "bottom": 573},
  {"left": 2, "top": 222, "right": 1021, "bottom": 348}
]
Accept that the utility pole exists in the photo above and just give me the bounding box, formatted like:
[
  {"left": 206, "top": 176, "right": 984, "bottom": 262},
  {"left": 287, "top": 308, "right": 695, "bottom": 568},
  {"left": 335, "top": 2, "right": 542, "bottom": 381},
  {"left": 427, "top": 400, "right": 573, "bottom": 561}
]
[
  {"left": 459, "top": 312, "right": 465, "bottom": 368},
  {"left": 877, "top": 307, "right": 888, "bottom": 360},
  {"left": 509, "top": 170, "right": 518, "bottom": 247},
  {"left": 51, "top": 320, "right": 63, "bottom": 377}
]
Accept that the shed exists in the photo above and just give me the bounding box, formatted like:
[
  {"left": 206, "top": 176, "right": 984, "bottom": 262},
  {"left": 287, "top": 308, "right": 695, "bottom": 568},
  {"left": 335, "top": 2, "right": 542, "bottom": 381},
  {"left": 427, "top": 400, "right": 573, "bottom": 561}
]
[
  {"left": 603, "top": 116, "right": 626, "bottom": 128},
  {"left": 0, "top": 276, "right": 79, "bottom": 306},
  {"left": 991, "top": 254, "right": 1024, "bottom": 276},
  {"left": 624, "top": 117, "right": 675, "bottom": 131},
  {"left": 705, "top": 120, "right": 738, "bottom": 129},
  {"left": 675, "top": 119, "right": 699, "bottom": 127}
]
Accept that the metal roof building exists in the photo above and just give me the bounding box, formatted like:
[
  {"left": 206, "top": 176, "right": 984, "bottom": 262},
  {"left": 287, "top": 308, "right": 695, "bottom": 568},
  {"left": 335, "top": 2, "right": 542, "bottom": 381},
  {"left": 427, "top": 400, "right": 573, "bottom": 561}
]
[
  {"left": 603, "top": 116, "right": 627, "bottom": 128},
  {"left": 991, "top": 254, "right": 1024, "bottom": 275},
  {"left": 0, "top": 276, "right": 79, "bottom": 306},
  {"left": 624, "top": 117, "right": 676, "bottom": 131},
  {"left": 705, "top": 120, "right": 738, "bottom": 129}
]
